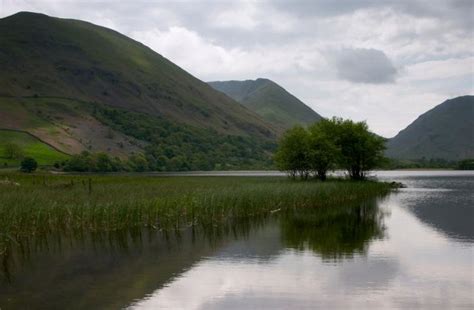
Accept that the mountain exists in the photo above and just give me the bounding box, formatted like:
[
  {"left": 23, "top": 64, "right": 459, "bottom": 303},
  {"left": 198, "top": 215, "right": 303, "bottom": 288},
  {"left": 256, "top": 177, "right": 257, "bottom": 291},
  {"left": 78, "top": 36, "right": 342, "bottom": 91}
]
[
  {"left": 0, "top": 12, "right": 278, "bottom": 169},
  {"left": 386, "top": 96, "right": 474, "bottom": 161},
  {"left": 208, "top": 79, "right": 322, "bottom": 129}
]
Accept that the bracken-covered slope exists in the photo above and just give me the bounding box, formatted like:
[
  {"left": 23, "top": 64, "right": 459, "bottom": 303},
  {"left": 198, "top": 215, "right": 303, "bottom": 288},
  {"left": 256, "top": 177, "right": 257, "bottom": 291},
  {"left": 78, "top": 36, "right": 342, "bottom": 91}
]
[
  {"left": 386, "top": 95, "right": 474, "bottom": 160},
  {"left": 0, "top": 12, "right": 276, "bottom": 140},
  {"left": 209, "top": 78, "right": 322, "bottom": 129}
]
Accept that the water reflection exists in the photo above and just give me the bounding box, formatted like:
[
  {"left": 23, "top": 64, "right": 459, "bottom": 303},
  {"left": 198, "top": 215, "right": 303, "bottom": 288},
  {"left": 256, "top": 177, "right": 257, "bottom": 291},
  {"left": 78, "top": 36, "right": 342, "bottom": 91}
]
[
  {"left": 1, "top": 172, "right": 473, "bottom": 309},
  {"left": 376, "top": 173, "right": 474, "bottom": 242},
  {"left": 0, "top": 228, "right": 224, "bottom": 309},
  {"left": 281, "top": 198, "right": 386, "bottom": 261},
  {"left": 1, "top": 197, "right": 387, "bottom": 309}
]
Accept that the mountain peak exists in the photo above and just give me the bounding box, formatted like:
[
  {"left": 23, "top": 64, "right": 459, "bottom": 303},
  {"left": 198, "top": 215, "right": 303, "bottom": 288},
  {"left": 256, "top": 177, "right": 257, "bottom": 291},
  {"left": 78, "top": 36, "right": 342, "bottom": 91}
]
[
  {"left": 0, "top": 11, "right": 277, "bottom": 153},
  {"left": 4, "top": 11, "right": 50, "bottom": 20},
  {"left": 386, "top": 95, "right": 474, "bottom": 160},
  {"left": 209, "top": 79, "right": 322, "bottom": 129}
]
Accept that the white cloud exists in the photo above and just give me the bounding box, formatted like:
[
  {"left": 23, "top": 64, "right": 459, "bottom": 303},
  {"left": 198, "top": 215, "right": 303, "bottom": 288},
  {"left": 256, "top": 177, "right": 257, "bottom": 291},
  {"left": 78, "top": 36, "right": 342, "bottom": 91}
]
[
  {"left": 401, "top": 57, "right": 474, "bottom": 81},
  {"left": 131, "top": 26, "right": 328, "bottom": 82}
]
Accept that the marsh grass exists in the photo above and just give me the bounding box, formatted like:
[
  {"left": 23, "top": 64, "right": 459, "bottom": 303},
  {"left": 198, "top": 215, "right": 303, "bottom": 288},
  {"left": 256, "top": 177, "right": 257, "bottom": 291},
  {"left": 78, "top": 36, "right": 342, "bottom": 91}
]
[{"left": 0, "top": 173, "right": 392, "bottom": 252}]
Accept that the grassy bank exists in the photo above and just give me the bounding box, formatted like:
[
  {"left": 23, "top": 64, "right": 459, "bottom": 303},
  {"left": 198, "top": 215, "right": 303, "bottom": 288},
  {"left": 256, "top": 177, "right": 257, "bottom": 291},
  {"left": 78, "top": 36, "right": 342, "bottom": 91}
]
[
  {"left": 0, "top": 173, "right": 392, "bottom": 251},
  {"left": 0, "top": 129, "right": 69, "bottom": 167}
]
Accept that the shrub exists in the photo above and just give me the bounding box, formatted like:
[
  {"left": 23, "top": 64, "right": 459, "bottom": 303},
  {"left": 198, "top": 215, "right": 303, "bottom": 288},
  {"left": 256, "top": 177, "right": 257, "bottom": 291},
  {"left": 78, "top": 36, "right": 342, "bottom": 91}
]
[{"left": 20, "top": 157, "right": 38, "bottom": 173}]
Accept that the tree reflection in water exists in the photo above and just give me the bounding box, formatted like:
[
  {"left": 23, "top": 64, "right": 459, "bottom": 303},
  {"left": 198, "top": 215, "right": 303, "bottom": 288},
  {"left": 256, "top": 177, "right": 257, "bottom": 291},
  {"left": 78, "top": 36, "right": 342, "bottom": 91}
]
[
  {"left": 0, "top": 196, "right": 388, "bottom": 309},
  {"left": 281, "top": 197, "right": 387, "bottom": 261}
]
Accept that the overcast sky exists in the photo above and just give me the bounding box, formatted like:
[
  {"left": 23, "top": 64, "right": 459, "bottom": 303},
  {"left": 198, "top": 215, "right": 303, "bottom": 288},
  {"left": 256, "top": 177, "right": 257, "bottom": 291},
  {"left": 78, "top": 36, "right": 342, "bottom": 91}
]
[{"left": 1, "top": 0, "right": 473, "bottom": 137}]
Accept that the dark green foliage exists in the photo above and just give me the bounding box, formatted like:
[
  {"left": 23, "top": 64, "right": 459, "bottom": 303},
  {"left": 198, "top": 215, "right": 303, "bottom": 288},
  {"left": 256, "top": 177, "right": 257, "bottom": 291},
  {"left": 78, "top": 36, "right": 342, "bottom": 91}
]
[
  {"left": 274, "top": 126, "right": 311, "bottom": 178},
  {"left": 281, "top": 198, "right": 384, "bottom": 259},
  {"left": 93, "top": 105, "right": 276, "bottom": 171},
  {"left": 20, "top": 157, "right": 37, "bottom": 172},
  {"left": 457, "top": 159, "right": 474, "bottom": 170},
  {"left": 128, "top": 154, "right": 149, "bottom": 172},
  {"left": 275, "top": 118, "right": 386, "bottom": 180},
  {"left": 64, "top": 151, "right": 123, "bottom": 172},
  {"left": 308, "top": 120, "right": 338, "bottom": 181},
  {"left": 328, "top": 118, "right": 386, "bottom": 180}
]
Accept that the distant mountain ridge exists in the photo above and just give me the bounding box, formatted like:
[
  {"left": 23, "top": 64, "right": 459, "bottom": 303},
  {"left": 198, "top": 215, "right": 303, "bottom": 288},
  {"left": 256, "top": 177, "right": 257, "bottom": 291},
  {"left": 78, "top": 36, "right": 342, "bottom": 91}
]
[
  {"left": 386, "top": 95, "right": 474, "bottom": 160},
  {"left": 209, "top": 79, "right": 322, "bottom": 129}
]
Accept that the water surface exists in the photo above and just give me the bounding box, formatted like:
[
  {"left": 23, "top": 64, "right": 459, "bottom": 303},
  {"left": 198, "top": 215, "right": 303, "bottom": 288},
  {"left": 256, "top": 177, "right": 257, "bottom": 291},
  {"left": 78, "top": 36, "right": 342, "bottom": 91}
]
[{"left": 1, "top": 171, "right": 473, "bottom": 309}]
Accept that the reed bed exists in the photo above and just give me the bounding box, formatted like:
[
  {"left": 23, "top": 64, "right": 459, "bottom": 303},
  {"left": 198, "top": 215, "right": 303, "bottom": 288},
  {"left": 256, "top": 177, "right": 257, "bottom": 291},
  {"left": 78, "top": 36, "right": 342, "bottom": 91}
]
[{"left": 0, "top": 173, "right": 392, "bottom": 249}]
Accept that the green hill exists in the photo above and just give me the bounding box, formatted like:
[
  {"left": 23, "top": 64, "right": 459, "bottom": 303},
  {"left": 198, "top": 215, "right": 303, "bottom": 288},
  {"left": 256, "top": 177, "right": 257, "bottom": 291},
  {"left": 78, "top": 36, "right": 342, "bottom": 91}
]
[
  {"left": 209, "top": 79, "right": 322, "bottom": 129},
  {"left": 0, "top": 129, "right": 69, "bottom": 167},
  {"left": 386, "top": 96, "right": 474, "bottom": 160},
  {"left": 0, "top": 12, "right": 278, "bottom": 169}
]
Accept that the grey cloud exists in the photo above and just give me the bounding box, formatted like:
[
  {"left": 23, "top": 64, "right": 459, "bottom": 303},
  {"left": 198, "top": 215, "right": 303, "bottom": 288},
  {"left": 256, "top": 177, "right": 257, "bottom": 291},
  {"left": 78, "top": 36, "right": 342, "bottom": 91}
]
[
  {"left": 332, "top": 48, "right": 398, "bottom": 84},
  {"left": 0, "top": 0, "right": 472, "bottom": 137}
]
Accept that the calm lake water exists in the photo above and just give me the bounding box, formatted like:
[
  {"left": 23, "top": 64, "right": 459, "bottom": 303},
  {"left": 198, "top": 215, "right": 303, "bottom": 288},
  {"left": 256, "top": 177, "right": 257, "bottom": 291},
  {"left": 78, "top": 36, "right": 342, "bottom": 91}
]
[{"left": 1, "top": 171, "right": 473, "bottom": 309}]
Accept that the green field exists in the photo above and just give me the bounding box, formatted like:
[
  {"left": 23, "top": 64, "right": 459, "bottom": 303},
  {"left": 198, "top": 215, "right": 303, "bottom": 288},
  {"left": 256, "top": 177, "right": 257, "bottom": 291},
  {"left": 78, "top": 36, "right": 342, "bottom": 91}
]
[
  {"left": 0, "top": 173, "right": 392, "bottom": 253},
  {"left": 0, "top": 129, "right": 70, "bottom": 167}
]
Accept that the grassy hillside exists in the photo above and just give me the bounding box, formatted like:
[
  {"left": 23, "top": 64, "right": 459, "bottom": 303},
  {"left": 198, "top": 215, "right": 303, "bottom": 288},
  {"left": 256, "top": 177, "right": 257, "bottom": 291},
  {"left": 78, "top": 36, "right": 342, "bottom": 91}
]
[
  {"left": 386, "top": 95, "right": 474, "bottom": 160},
  {"left": 0, "top": 96, "right": 144, "bottom": 157},
  {"left": 0, "top": 129, "right": 69, "bottom": 167},
  {"left": 0, "top": 12, "right": 276, "bottom": 135},
  {"left": 209, "top": 79, "right": 322, "bottom": 129},
  {"left": 0, "top": 12, "right": 282, "bottom": 169}
]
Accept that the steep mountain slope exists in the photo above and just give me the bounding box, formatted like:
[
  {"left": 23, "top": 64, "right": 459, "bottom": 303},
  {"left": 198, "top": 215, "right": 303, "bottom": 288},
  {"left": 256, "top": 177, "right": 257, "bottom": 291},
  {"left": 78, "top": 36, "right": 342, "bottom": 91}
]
[
  {"left": 0, "top": 12, "right": 275, "bottom": 139},
  {"left": 209, "top": 79, "right": 322, "bottom": 129},
  {"left": 386, "top": 96, "right": 474, "bottom": 160},
  {"left": 0, "top": 12, "right": 280, "bottom": 169}
]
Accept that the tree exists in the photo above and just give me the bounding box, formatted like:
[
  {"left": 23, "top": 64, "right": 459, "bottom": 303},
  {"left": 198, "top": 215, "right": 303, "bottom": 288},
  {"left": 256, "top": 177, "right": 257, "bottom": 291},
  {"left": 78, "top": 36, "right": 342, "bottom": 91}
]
[
  {"left": 20, "top": 157, "right": 37, "bottom": 173},
  {"left": 329, "top": 117, "right": 386, "bottom": 180},
  {"left": 274, "top": 126, "right": 311, "bottom": 179},
  {"left": 3, "top": 142, "right": 24, "bottom": 159},
  {"left": 128, "top": 154, "right": 149, "bottom": 172},
  {"left": 457, "top": 159, "right": 474, "bottom": 170},
  {"left": 64, "top": 151, "right": 93, "bottom": 172},
  {"left": 275, "top": 118, "right": 385, "bottom": 181},
  {"left": 307, "top": 120, "right": 338, "bottom": 181},
  {"left": 95, "top": 152, "right": 114, "bottom": 172}
]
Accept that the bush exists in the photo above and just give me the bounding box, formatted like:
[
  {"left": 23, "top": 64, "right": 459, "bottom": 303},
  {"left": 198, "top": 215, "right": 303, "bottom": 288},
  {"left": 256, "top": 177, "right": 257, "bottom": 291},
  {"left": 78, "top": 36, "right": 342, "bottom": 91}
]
[
  {"left": 20, "top": 157, "right": 38, "bottom": 173},
  {"left": 457, "top": 159, "right": 474, "bottom": 170}
]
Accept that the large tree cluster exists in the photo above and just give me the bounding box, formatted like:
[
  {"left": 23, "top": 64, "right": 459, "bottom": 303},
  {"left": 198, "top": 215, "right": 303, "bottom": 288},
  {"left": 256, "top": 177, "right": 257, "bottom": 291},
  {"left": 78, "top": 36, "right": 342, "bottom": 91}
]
[{"left": 274, "top": 118, "right": 386, "bottom": 180}]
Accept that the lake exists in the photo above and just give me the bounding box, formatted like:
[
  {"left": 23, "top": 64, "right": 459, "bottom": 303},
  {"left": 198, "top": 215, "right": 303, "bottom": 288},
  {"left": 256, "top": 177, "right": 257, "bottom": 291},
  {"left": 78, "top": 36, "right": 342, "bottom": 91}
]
[{"left": 0, "top": 171, "right": 473, "bottom": 309}]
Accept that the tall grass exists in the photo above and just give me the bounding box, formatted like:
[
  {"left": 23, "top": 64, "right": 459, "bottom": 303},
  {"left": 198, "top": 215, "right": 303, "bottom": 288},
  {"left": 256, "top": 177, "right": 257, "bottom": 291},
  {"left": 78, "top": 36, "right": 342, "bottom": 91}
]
[{"left": 0, "top": 173, "right": 392, "bottom": 252}]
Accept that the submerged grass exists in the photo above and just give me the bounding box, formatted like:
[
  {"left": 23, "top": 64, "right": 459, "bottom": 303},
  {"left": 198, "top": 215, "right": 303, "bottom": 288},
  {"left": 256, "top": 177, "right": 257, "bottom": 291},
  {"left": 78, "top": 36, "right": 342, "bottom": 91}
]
[{"left": 0, "top": 173, "right": 392, "bottom": 251}]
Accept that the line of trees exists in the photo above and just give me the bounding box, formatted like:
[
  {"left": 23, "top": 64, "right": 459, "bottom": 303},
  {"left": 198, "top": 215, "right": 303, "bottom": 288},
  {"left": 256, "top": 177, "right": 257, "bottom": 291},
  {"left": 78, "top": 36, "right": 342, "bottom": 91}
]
[
  {"left": 274, "top": 117, "right": 386, "bottom": 181},
  {"left": 59, "top": 151, "right": 150, "bottom": 173}
]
